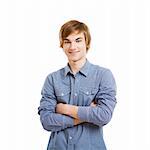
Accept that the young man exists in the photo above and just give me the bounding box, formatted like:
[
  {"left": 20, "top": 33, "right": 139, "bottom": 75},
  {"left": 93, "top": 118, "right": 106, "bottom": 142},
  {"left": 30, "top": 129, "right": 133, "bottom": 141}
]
[{"left": 38, "top": 20, "right": 117, "bottom": 150}]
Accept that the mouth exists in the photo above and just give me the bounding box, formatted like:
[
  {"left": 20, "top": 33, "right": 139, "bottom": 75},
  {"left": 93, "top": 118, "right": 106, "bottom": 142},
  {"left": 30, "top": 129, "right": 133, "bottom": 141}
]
[{"left": 69, "top": 51, "right": 80, "bottom": 54}]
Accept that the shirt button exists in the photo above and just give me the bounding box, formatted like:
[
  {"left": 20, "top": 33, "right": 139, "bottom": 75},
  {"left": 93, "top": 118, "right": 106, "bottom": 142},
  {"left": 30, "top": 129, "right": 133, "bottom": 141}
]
[
  {"left": 86, "top": 91, "right": 89, "bottom": 95},
  {"left": 74, "top": 93, "right": 77, "bottom": 96},
  {"left": 69, "top": 136, "right": 72, "bottom": 140},
  {"left": 61, "top": 93, "right": 64, "bottom": 96}
]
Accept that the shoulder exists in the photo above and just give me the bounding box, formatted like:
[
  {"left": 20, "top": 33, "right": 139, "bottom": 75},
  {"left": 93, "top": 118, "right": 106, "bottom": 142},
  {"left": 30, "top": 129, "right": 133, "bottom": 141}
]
[
  {"left": 90, "top": 62, "right": 112, "bottom": 75},
  {"left": 89, "top": 62, "right": 116, "bottom": 84},
  {"left": 45, "top": 67, "right": 65, "bottom": 81}
]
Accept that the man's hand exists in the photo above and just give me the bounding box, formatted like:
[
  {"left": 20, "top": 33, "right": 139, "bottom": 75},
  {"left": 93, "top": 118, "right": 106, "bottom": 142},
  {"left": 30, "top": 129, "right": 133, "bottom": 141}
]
[
  {"left": 74, "top": 118, "right": 84, "bottom": 125},
  {"left": 90, "top": 101, "right": 97, "bottom": 107},
  {"left": 56, "top": 101, "right": 97, "bottom": 119},
  {"left": 56, "top": 101, "right": 97, "bottom": 126}
]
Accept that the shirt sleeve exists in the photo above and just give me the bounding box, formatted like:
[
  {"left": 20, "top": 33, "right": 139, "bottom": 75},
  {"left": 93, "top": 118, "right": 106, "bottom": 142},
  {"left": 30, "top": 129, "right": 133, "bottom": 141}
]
[
  {"left": 77, "top": 69, "right": 117, "bottom": 127},
  {"left": 38, "top": 74, "right": 74, "bottom": 132}
]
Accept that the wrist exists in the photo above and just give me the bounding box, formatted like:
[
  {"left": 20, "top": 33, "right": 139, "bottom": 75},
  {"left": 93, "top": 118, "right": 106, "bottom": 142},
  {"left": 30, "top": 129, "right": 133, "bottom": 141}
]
[{"left": 74, "top": 118, "right": 84, "bottom": 125}]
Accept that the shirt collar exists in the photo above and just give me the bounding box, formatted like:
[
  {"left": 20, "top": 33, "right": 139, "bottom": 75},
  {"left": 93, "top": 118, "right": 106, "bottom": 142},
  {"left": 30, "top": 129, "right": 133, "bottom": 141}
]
[
  {"left": 64, "top": 64, "right": 71, "bottom": 76},
  {"left": 79, "top": 59, "right": 90, "bottom": 77},
  {"left": 64, "top": 59, "right": 91, "bottom": 77}
]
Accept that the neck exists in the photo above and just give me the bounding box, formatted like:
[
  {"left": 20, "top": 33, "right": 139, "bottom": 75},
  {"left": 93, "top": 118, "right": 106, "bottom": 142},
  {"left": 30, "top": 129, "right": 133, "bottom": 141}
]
[{"left": 68, "top": 58, "right": 86, "bottom": 74}]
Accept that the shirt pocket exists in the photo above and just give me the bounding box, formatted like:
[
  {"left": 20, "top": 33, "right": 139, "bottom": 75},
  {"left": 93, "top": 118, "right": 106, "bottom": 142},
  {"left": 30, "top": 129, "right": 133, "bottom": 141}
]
[
  {"left": 79, "top": 88, "right": 98, "bottom": 106},
  {"left": 55, "top": 88, "right": 70, "bottom": 104}
]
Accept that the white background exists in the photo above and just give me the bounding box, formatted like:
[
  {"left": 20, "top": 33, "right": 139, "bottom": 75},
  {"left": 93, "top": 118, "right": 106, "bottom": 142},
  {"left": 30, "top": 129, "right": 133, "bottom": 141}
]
[{"left": 0, "top": 0, "right": 150, "bottom": 149}]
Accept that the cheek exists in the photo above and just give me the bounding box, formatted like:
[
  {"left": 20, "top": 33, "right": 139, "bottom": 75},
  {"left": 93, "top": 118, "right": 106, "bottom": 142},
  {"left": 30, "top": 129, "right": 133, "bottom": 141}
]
[
  {"left": 78, "top": 43, "right": 86, "bottom": 50},
  {"left": 63, "top": 48, "right": 68, "bottom": 54},
  {"left": 80, "top": 46, "right": 87, "bottom": 53}
]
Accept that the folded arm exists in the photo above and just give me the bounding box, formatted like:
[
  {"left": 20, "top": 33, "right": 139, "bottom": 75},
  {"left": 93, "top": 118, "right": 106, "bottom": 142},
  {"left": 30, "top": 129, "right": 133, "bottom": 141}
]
[
  {"left": 56, "top": 102, "right": 96, "bottom": 119},
  {"left": 38, "top": 75, "right": 75, "bottom": 132},
  {"left": 56, "top": 69, "right": 117, "bottom": 127}
]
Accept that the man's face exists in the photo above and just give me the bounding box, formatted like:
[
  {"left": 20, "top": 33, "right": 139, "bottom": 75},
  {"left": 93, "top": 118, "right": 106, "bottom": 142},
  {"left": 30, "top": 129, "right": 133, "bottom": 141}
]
[{"left": 62, "top": 31, "right": 87, "bottom": 62}]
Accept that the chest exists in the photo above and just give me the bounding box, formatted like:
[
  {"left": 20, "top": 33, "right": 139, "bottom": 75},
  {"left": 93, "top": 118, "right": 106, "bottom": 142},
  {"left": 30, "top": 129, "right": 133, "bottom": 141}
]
[{"left": 53, "top": 75, "right": 100, "bottom": 106}]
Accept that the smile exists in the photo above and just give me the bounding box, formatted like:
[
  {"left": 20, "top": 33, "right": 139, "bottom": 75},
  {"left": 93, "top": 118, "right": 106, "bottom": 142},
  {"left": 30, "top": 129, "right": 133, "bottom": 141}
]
[{"left": 69, "top": 51, "right": 80, "bottom": 54}]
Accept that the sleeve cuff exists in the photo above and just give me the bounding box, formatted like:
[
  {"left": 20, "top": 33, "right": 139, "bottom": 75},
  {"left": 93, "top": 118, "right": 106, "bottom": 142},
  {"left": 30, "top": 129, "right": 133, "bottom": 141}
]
[
  {"left": 77, "top": 106, "right": 90, "bottom": 122},
  {"left": 63, "top": 116, "right": 74, "bottom": 129}
]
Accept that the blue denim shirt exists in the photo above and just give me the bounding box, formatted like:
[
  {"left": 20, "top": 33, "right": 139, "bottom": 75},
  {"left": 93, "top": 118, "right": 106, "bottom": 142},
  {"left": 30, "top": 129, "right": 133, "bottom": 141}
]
[{"left": 38, "top": 60, "right": 117, "bottom": 150}]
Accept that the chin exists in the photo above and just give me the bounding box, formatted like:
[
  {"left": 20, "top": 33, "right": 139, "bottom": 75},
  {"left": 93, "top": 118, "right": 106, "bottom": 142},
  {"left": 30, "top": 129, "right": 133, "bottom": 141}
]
[
  {"left": 69, "top": 58, "right": 79, "bottom": 62},
  {"left": 69, "top": 57, "right": 79, "bottom": 61}
]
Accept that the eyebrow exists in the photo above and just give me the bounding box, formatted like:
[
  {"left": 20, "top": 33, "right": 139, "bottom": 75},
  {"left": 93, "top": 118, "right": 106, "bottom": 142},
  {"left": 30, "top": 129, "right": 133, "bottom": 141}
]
[
  {"left": 64, "top": 37, "right": 83, "bottom": 41},
  {"left": 76, "top": 37, "right": 83, "bottom": 40}
]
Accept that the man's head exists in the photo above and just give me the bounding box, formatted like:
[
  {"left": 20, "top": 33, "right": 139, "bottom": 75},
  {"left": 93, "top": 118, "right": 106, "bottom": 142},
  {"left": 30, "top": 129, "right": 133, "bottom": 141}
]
[{"left": 59, "top": 20, "right": 91, "bottom": 51}]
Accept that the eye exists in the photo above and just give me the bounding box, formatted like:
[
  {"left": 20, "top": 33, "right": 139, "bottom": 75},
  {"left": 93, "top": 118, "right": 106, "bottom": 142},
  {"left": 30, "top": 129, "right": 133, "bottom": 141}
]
[
  {"left": 76, "top": 39, "right": 82, "bottom": 43},
  {"left": 64, "top": 41, "right": 71, "bottom": 44}
]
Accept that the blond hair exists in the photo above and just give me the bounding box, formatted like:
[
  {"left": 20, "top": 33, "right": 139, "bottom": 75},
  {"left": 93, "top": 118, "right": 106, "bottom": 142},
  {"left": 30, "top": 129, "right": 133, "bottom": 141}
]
[{"left": 59, "top": 20, "right": 91, "bottom": 51}]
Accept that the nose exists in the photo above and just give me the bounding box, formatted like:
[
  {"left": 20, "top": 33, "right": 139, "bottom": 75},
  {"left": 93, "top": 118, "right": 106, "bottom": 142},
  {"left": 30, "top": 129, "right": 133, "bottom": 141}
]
[{"left": 69, "top": 42, "right": 76, "bottom": 49}]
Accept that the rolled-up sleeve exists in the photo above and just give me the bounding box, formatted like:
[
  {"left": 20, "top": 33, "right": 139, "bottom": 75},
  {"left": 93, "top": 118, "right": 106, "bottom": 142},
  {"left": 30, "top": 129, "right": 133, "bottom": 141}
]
[
  {"left": 38, "top": 75, "right": 74, "bottom": 132},
  {"left": 78, "top": 69, "right": 117, "bottom": 127}
]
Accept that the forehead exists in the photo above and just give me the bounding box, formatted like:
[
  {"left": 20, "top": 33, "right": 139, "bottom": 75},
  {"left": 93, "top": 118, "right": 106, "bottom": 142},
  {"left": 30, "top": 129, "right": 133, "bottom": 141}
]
[{"left": 65, "top": 31, "right": 85, "bottom": 40}]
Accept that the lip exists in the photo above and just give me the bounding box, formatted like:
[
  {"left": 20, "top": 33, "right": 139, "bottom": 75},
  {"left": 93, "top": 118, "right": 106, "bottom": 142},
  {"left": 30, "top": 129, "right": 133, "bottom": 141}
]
[{"left": 69, "top": 51, "right": 80, "bottom": 54}]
